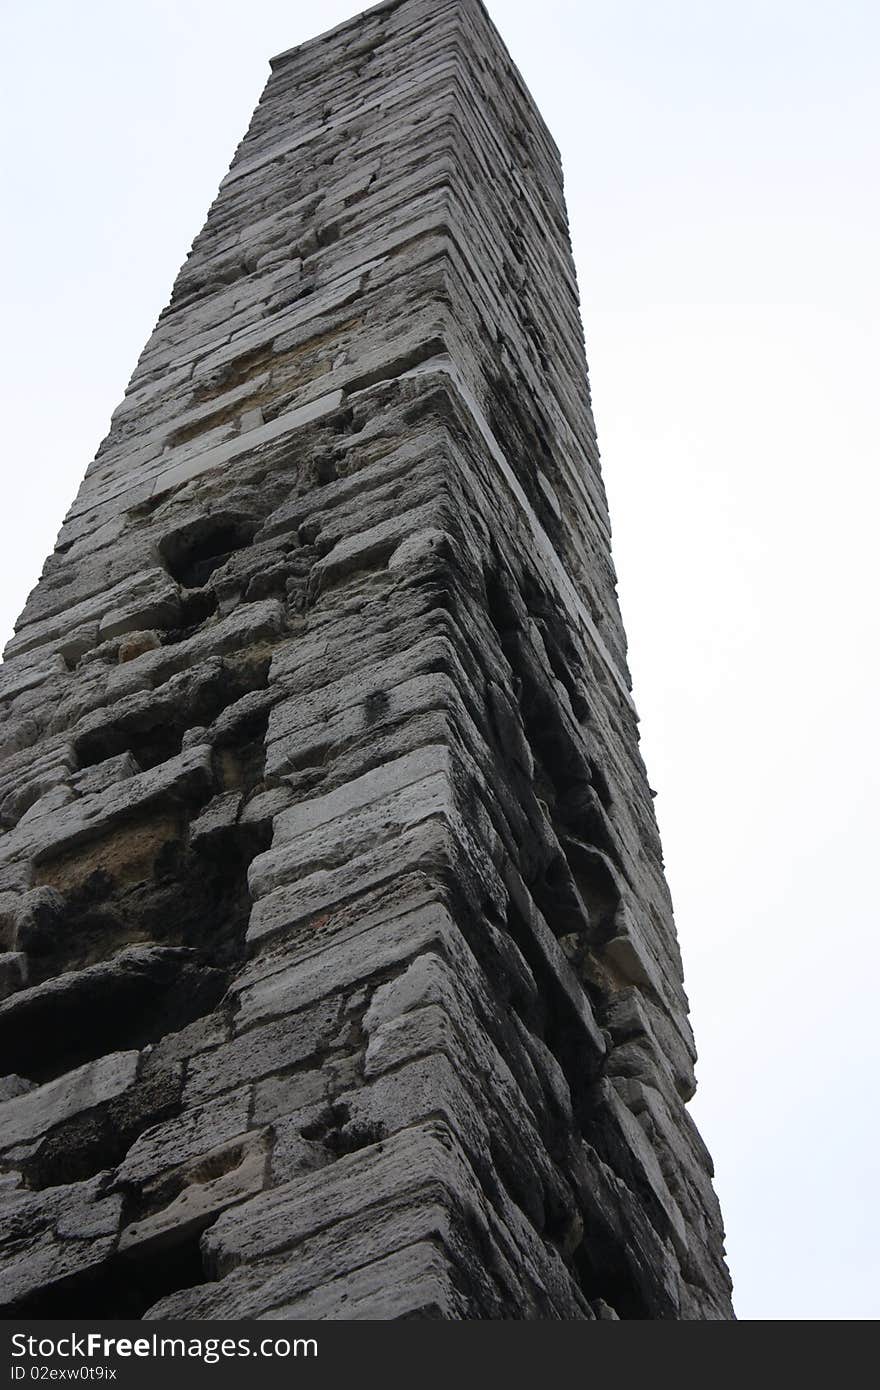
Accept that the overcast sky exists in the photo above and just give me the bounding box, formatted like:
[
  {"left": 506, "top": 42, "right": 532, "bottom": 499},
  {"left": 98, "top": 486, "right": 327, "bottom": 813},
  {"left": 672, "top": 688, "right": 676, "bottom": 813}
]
[{"left": 1, "top": 0, "right": 877, "bottom": 1320}]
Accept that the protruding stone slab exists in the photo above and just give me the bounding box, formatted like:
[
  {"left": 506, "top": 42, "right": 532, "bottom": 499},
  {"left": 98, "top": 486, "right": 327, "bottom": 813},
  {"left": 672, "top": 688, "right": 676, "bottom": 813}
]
[{"left": 0, "top": 1052, "right": 139, "bottom": 1150}]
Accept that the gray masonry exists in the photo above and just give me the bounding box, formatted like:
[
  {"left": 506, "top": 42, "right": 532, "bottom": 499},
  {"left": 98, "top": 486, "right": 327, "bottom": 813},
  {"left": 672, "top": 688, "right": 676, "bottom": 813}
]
[{"left": 0, "top": 0, "right": 733, "bottom": 1319}]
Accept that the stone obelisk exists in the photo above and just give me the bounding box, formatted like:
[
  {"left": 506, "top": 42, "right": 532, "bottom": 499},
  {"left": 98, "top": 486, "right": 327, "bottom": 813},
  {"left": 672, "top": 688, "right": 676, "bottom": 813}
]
[{"left": 0, "top": 0, "right": 732, "bottom": 1318}]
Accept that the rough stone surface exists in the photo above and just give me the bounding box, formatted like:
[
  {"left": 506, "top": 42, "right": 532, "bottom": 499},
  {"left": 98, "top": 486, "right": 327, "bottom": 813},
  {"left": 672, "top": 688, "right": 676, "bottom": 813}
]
[{"left": 0, "top": 0, "right": 731, "bottom": 1318}]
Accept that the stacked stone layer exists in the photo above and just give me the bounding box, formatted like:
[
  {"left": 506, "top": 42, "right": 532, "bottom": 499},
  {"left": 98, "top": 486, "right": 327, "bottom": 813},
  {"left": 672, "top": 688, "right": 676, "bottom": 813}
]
[{"left": 0, "top": 0, "right": 732, "bottom": 1318}]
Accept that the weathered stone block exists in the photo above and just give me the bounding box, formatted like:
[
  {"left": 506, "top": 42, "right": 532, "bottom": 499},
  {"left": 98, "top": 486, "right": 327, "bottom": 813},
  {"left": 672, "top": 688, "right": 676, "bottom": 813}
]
[
  {"left": 119, "top": 1132, "right": 268, "bottom": 1255},
  {"left": 0, "top": 1051, "right": 139, "bottom": 1151},
  {"left": 115, "top": 1086, "right": 252, "bottom": 1187},
  {"left": 262, "top": 1241, "right": 465, "bottom": 1320},
  {"left": 184, "top": 999, "right": 341, "bottom": 1105},
  {"left": 235, "top": 901, "right": 466, "bottom": 1031}
]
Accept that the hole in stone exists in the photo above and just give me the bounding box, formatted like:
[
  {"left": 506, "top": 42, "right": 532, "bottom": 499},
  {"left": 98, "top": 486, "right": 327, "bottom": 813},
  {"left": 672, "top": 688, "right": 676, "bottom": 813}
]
[
  {"left": 73, "top": 652, "right": 269, "bottom": 772},
  {"left": 164, "top": 587, "right": 219, "bottom": 641},
  {"left": 159, "top": 513, "right": 259, "bottom": 589},
  {"left": 0, "top": 944, "right": 227, "bottom": 1083},
  {"left": 75, "top": 724, "right": 181, "bottom": 774},
  {"left": 20, "top": 1068, "right": 183, "bottom": 1191},
  {"left": 29, "top": 808, "right": 271, "bottom": 972},
  {"left": 562, "top": 840, "right": 621, "bottom": 944},
  {"left": 13, "top": 759, "right": 270, "bottom": 1083},
  {"left": 5, "top": 1230, "right": 208, "bottom": 1319},
  {"left": 572, "top": 1228, "right": 652, "bottom": 1320},
  {"left": 363, "top": 688, "right": 390, "bottom": 724}
]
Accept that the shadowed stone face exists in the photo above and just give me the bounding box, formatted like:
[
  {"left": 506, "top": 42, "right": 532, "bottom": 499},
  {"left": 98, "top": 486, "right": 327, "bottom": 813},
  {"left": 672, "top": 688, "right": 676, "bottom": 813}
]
[{"left": 0, "top": 0, "right": 732, "bottom": 1319}]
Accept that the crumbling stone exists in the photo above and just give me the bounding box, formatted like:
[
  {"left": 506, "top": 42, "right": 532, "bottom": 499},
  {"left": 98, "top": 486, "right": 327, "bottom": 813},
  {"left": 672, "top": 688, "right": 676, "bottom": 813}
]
[{"left": 0, "top": 0, "right": 731, "bottom": 1320}]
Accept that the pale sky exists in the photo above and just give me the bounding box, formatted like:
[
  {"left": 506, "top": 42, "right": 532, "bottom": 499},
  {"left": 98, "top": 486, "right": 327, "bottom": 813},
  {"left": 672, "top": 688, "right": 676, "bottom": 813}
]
[{"left": 1, "top": 0, "right": 877, "bottom": 1320}]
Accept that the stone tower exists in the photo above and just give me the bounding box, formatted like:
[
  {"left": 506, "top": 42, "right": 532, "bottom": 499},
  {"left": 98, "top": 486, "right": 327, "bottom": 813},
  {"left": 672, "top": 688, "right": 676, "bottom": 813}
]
[{"left": 0, "top": 0, "right": 732, "bottom": 1319}]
